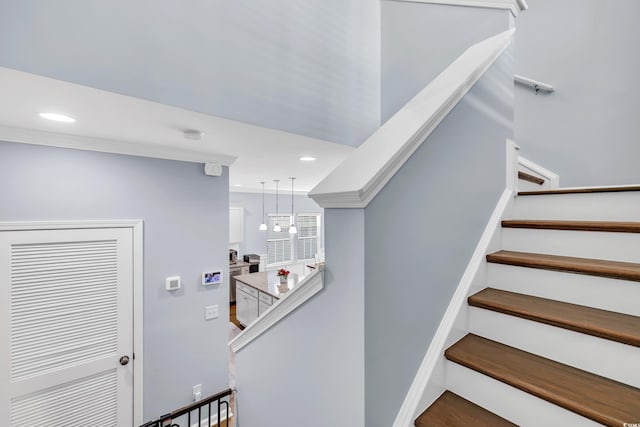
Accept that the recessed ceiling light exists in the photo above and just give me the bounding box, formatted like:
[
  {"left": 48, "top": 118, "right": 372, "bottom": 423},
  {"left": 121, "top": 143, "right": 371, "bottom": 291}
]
[
  {"left": 300, "top": 156, "right": 316, "bottom": 162},
  {"left": 39, "top": 113, "right": 76, "bottom": 123}
]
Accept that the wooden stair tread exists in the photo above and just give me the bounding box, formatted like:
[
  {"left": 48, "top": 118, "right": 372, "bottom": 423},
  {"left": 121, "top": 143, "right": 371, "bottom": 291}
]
[
  {"left": 445, "top": 334, "right": 640, "bottom": 426},
  {"left": 415, "top": 390, "right": 516, "bottom": 427},
  {"left": 486, "top": 250, "right": 640, "bottom": 282},
  {"left": 469, "top": 288, "right": 640, "bottom": 347},
  {"left": 519, "top": 185, "right": 640, "bottom": 196},
  {"left": 518, "top": 171, "right": 545, "bottom": 185},
  {"left": 502, "top": 219, "right": 640, "bottom": 233}
]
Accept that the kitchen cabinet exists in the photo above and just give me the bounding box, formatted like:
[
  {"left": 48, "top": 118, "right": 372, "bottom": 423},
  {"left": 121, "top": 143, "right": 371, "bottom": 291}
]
[
  {"left": 235, "top": 271, "right": 300, "bottom": 327},
  {"left": 229, "top": 207, "right": 244, "bottom": 243},
  {"left": 258, "top": 293, "right": 273, "bottom": 316},
  {"left": 236, "top": 282, "right": 259, "bottom": 327},
  {"left": 229, "top": 263, "right": 250, "bottom": 304}
]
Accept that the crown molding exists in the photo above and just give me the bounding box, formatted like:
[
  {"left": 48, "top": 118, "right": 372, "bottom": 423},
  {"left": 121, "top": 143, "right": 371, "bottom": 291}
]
[
  {"left": 0, "top": 125, "right": 237, "bottom": 166},
  {"left": 386, "top": 0, "right": 528, "bottom": 17},
  {"left": 309, "top": 29, "right": 515, "bottom": 209}
]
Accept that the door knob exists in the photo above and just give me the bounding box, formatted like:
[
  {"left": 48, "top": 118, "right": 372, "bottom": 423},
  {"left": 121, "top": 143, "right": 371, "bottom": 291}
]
[{"left": 119, "top": 355, "right": 130, "bottom": 366}]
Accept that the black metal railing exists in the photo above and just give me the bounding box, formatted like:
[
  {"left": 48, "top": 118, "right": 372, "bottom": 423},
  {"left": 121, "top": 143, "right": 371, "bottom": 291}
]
[{"left": 141, "top": 388, "right": 233, "bottom": 427}]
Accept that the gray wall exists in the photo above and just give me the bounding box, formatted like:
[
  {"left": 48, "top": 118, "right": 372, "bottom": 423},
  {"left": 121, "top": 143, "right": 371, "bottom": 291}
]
[
  {"left": 381, "top": 0, "right": 512, "bottom": 123},
  {"left": 0, "top": 0, "right": 380, "bottom": 146},
  {"left": 0, "top": 141, "right": 230, "bottom": 421},
  {"left": 229, "top": 191, "right": 323, "bottom": 257},
  {"left": 365, "top": 50, "right": 514, "bottom": 427},
  {"left": 515, "top": 0, "right": 640, "bottom": 186},
  {"left": 234, "top": 208, "right": 365, "bottom": 427}
]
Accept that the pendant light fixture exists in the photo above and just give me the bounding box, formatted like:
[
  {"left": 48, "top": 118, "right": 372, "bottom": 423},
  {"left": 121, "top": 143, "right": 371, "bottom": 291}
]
[
  {"left": 288, "top": 177, "right": 297, "bottom": 234},
  {"left": 273, "top": 179, "right": 282, "bottom": 232},
  {"left": 259, "top": 181, "right": 268, "bottom": 231}
]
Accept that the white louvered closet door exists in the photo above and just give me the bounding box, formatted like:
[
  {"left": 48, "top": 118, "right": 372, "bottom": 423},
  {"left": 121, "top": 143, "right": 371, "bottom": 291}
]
[{"left": 0, "top": 227, "right": 134, "bottom": 427}]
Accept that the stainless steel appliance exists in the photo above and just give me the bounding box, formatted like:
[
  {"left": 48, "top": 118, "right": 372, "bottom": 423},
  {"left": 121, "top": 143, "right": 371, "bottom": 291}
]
[
  {"left": 229, "top": 249, "right": 238, "bottom": 264},
  {"left": 243, "top": 254, "right": 260, "bottom": 273}
]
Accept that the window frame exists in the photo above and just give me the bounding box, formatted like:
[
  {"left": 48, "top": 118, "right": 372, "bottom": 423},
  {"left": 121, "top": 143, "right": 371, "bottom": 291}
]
[
  {"left": 295, "top": 213, "right": 321, "bottom": 262},
  {"left": 265, "top": 212, "right": 322, "bottom": 268},
  {"left": 266, "top": 214, "right": 294, "bottom": 267}
]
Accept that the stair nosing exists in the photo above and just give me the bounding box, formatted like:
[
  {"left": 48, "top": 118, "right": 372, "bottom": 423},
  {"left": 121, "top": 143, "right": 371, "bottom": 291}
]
[
  {"left": 468, "top": 288, "right": 640, "bottom": 347},
  {"left": 486, "top": 250, "right": 640, "bottom": 282},
  {"left": 519, "top": 185, "right": 640, "bottom": 196},
  {"left": 501, "top": 220, "right": 640, "bottom": 233},
  {"left": 445, "top": 334, "right": 640, "bottom": 426}
]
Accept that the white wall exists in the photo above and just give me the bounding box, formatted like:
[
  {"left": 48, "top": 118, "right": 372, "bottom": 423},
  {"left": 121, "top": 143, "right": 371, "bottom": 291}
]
[
  {"left": 234, "top": 209, "right": 365, "bottom": 427},
  {"left": 515, "top": 0, "right": 640, "bottom": 186},
  {"left": 0, "top": 0, "right": 380, "bottom": 146},
  {"left": 365, "top": 49, "right": 514, "bottom": 426},
  {"left": 0, "top": 141, "right": 230, "bottom": 421},
  {"left": 381, "top": 0, "right": 512, "bottom": 123}
]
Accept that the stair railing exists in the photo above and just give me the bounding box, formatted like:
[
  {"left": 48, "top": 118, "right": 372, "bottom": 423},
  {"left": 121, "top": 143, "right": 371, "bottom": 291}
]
[{"left": 140, "top": 388, "right": 234, "bottom": 427}]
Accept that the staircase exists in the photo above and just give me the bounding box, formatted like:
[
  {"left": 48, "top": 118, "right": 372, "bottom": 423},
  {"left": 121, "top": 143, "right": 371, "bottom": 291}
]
[{"left": 415, "top": 186, "right": 640, "bottom": 426}]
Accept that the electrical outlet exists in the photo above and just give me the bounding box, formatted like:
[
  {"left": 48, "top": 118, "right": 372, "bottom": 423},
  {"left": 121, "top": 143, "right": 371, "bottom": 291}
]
[
  {"left": 193, "top": 384, "right": 202, "bottom": 402},
  {"left": 205, "top": 305, "right": 219, "bottom": 320}
]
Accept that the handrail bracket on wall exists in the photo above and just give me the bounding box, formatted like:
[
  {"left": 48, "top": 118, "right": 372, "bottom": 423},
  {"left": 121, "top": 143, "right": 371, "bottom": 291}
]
[{"left": 514, "top": 74, "right": 554, "bottom": 94}]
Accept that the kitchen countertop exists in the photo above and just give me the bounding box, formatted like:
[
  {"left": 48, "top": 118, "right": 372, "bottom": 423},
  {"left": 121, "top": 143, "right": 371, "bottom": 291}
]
[{"left": 235, "top": 271, "right": 300, "bottom": 300}]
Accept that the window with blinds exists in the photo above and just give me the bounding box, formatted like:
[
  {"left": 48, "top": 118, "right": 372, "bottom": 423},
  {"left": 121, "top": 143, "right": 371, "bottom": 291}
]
[
  {"left": 297, "top": 215, "right": 320, "bottom": 261},
  {"left": 267, "top": 215, "right": 293, "bottom": 265}
]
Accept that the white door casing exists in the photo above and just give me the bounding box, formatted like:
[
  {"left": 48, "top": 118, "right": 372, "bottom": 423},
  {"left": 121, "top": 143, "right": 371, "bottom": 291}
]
[{"left": 0, "top": 221, "right": 143, "bottom": 426}]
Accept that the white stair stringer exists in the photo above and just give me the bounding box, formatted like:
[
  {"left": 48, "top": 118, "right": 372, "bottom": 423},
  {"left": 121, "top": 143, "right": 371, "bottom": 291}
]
[
  {"left": 513, "top": 191, "right": 640, "bottom": 221},
  {"left": 468, "top": 307, "right": 640, "bottom": 388},
  {"left": 501, "top": 227, "right": 640, "bottom": 263},
  {"left": 445, "top": 361, "right": 601, "bottom": 427},
  {"left": 487, "top": 263, "right": 640, "bottom": 317}
]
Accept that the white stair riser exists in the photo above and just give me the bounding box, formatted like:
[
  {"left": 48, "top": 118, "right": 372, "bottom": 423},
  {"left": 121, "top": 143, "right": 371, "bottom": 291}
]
[
  {"left": 487, "top": 263, "right": 640, "bottom": 316},
  {"left": 469, "top": 307, "right": 640, "bottom": 388},
  {"left": 513, "top": 193, "right": 640, "bottom": 221},
  {"left": 501, "top": 228, "right": 640, "bottom": 263},
  {"left": 446, "top": 362, "right": 600, "bottom": 427}
]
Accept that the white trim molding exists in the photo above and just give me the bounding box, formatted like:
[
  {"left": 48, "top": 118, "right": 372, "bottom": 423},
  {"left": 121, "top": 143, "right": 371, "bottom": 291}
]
[
  {"left": 229, "top": 265, "right": 325, "bottom": 353},
  {"left": 386, "top": 0, "right": 528, "bottom": 17},
  {"left": 0, "top": 125, "right": 237, "bottom": 166},
  {"left": 309, "top": 29, "right": 515, "bottom": 208},
  {"left": 0, "top": 219, "right": 145, "bottom": 425},
  {"left": 392, "top": 190, "right": 514, "bottom": 427},
  {"left": 518, "top": 156, "right": 560, "bottom": 188}
]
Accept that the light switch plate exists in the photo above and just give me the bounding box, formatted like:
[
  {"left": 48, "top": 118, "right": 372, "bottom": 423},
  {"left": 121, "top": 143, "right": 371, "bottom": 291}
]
[{"left": 205, "top": 305, "right": 219, "bottom": 320}]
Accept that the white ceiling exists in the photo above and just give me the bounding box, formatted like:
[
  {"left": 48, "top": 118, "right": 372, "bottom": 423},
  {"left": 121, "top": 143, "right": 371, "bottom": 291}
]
[{"left": 0, "top": 67, "right": 354, "bottom": 193}]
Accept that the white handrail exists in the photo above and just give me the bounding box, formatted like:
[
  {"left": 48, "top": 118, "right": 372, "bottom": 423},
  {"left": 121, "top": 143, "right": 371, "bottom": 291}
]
[
  {"left": 309, "top": 29, "right": 515, "bottom": 209},
  {"left": 229, "top": 265, "right": 325, "bottom": 353},
  {"left": 514, "top": 74, "right": 555, "bottom": 93}
]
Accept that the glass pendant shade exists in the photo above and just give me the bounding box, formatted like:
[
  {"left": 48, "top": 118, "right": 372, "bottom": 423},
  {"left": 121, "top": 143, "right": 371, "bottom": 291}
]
[
  {"left": 259, "top": 223, "right": 267, "bottom": 231},
  {"left": 288, "top": 224, "right": 297, "bottom": 234},
  {"left": 273, "top": 224, "right": 282, "bottom": 232}
]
